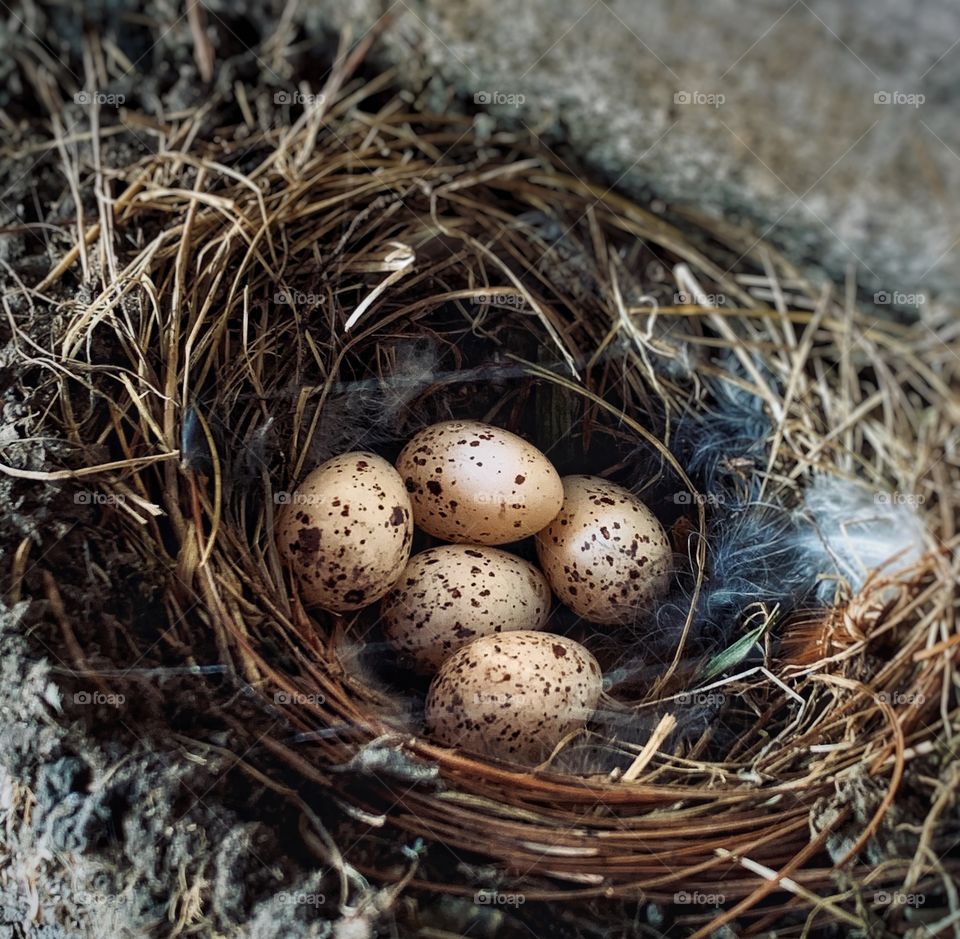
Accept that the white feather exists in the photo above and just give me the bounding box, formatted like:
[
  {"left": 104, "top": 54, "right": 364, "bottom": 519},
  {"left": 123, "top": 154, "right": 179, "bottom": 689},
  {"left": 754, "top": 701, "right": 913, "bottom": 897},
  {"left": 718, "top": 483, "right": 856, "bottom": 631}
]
[{"left": 794, "top": 475, "right": 929, "bottom": 600}]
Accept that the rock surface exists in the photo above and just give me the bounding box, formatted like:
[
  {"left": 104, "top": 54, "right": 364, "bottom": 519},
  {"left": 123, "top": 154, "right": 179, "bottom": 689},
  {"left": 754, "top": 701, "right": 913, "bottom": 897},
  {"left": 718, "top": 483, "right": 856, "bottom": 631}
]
[{"left": 325, "top": 0, "right": 960, "bottom": 302}]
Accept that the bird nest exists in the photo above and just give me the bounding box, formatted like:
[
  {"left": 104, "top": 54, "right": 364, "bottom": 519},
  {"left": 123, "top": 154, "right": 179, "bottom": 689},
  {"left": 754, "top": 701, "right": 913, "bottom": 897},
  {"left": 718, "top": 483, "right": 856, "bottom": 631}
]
[{"left": 18, "top": 67, "right": 960, "bottom": 936}]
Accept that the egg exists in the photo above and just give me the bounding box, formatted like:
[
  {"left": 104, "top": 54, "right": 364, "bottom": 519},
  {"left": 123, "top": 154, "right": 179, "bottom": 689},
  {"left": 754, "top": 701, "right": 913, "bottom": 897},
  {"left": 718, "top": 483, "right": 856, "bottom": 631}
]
[
  {"left": 535, "top": 475, "right": 671, "bottom": 625},
  {"left": 425, "top": 631, "right": 602, "bottom": 764},
  {"left": 380, "top": 545, "right": 552, "bottom": 670},
  {"left": 395, "top": 420, "right": 563, "bottom": 545},
  {"left": 276, "top": 451, "right": 413, "bottom": 611}
]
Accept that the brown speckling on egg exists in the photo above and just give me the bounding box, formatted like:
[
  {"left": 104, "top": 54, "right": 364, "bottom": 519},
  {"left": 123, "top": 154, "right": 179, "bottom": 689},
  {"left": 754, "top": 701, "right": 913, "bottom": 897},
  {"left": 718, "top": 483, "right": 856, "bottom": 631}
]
[
  {"left": 276, "top": 451, "right": 413, "bottom": 612},
  {"left": 535, "top": 475, "right": 672, "bottom": 626},
  {"left": 424, "top": 631, "right": 601, "bottom": 764},
  {"left": 395, "top": 421, "right": 563, "bottom": 545},
  {"left": 380, "top": 545, "right": 552, "bottom": 671}
]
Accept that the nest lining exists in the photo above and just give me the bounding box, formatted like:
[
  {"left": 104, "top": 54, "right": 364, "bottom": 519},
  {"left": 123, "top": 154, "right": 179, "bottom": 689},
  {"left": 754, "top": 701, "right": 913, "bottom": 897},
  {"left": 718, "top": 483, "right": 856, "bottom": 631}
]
[{"left": 10, "top": 70, "right": 960, "bottom": 936}]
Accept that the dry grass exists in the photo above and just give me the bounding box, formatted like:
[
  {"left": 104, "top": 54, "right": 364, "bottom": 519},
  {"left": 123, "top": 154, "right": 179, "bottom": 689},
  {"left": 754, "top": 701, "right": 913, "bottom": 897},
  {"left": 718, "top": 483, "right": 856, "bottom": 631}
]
[{"left": 5, "top": 60, "right": 959, "bottom": 936}]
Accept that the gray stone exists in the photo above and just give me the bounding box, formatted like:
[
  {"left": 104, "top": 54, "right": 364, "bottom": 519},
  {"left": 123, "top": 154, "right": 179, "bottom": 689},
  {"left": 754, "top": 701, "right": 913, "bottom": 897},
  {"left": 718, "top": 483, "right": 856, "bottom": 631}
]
[{"left": 324, "top": 0, "right": 960, "bottom": 301}]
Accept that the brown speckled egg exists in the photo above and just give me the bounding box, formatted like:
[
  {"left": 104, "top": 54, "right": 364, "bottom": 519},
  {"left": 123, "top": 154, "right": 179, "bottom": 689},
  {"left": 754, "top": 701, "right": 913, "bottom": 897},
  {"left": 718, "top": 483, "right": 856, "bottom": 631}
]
[
  {"left": 395, "top": 421, "right": 563, "bottom": 545},
  {"left": 380, "top": 545, "right": 552, "bottom": 671},
  {"left": 276, "top": 452, "right": 413, "bottom": 612},
  {"left": 425, "top": 631, "right": 601, "bottom": 764},
  {"left": 535, "top": 475, "right": 672, "bottom": 625}
]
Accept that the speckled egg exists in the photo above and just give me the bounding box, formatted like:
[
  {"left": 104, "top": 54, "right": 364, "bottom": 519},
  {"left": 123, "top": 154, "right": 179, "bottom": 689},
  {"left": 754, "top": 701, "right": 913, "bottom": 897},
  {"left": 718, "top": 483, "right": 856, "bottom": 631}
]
[
  {"left": 380, "top": 545, "right": 552, "bottom": 670},
  {"left": 276, "top": 452, "right": 413, "bottom": 612},
  {"left": 395, "top": 421, "right": 563, "bottom": 545},
  {"left": 425, "top": 631, "right": 602, "bottom": 764},
  {"left": 535, "top": 475, "right": 672, "bottom": 625}
]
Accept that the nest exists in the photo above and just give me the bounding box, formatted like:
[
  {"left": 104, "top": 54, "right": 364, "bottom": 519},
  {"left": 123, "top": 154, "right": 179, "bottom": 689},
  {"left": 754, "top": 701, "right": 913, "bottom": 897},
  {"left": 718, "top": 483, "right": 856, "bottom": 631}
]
[{"left": 14, "top": 62, "right": 960, "bottom": 936}]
